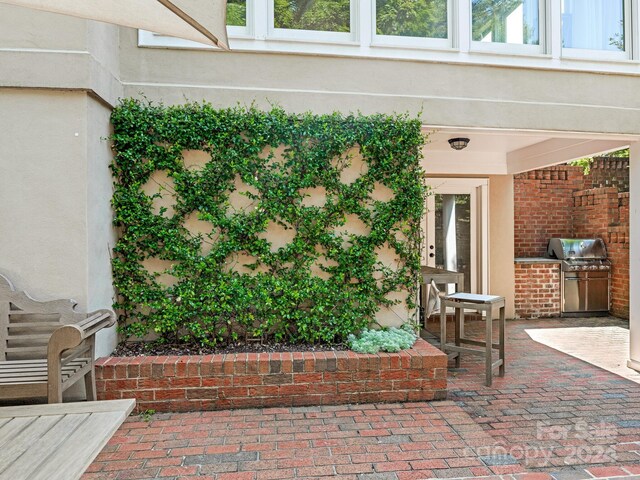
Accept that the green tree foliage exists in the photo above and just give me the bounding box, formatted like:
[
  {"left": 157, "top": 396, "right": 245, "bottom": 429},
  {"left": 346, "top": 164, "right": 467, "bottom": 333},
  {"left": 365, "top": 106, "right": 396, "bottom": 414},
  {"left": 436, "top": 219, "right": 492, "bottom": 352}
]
[
  {"left": 376, "top": 0, "right": 447, "bottom": 38},
  {"left": 110, "top": 100, "right": 427, "bottom": 346},
  {"left": 226, "top": 0, "right": 247, "bottom": 27},
  {"left": 472, "top": 0, "right": 536, "bottom": 44},
  {"left": 274, "top": 0, "right": 351, "bottom": 32},
  {"left": 609, "top": 20, "right": 625, "bottom": 51}
]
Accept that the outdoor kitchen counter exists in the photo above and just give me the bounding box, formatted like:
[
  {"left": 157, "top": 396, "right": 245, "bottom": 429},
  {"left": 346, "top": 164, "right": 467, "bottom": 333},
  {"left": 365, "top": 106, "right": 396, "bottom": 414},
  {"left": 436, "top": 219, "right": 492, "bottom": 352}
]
[
  {"left": 514, "top": 257, "right": 561, "bottom": 263},
  {"left": 514, "top": 258, "right": 562, "bottom": 318}
]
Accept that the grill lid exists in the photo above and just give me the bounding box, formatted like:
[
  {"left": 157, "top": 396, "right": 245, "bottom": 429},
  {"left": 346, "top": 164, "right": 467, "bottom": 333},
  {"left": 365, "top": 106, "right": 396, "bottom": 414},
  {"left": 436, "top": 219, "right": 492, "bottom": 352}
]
[{"left": 547, "top": 238, "right": 607, "bottom": 260}]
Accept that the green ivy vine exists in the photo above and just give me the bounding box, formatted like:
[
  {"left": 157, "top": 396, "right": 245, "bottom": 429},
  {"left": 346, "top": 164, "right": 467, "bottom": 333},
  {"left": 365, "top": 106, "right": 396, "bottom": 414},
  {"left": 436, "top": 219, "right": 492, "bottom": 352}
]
[{"left": 110, "top": 99, "right": 427, "bottom": 346}]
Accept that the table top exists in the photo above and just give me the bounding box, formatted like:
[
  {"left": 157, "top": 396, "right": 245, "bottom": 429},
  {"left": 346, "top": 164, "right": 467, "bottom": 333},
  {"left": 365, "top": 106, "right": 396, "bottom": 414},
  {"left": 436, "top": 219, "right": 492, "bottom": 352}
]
[
  {"left": 443, "top": 292, "right": 505, "bottom": 304},
  {"left": 421, "top": 266, "right": 464, "bottom": 282},
  {"left": 0, "top": 399, "right": 135, "bottom": 480}
]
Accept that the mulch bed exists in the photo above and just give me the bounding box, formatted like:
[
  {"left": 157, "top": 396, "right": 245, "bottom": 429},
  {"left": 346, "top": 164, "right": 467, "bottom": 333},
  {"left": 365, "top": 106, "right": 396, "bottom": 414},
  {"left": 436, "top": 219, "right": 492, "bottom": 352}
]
[{"left": 111, "top": 341, "right": 348, "bottom": 357}]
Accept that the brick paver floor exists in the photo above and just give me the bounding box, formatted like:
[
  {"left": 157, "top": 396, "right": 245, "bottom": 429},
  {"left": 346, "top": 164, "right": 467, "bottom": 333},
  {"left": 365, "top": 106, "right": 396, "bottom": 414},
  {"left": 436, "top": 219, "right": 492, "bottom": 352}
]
[{"left": 85, "top": 317, "right": 640, "bottom": 479}]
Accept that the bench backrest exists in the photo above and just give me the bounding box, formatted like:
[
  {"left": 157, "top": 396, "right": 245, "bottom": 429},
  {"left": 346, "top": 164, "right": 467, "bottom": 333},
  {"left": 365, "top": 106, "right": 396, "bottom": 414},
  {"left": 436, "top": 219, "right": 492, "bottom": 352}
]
[{"left": 0, "top": 274, "right": 85, "bottom": 361}]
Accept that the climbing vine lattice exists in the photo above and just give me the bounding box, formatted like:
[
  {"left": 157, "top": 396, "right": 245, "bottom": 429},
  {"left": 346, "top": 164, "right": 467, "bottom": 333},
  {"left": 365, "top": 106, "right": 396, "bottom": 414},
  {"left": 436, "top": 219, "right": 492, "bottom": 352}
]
[{"left": 110, "top": 100, "right": 426, "bottom": 345}]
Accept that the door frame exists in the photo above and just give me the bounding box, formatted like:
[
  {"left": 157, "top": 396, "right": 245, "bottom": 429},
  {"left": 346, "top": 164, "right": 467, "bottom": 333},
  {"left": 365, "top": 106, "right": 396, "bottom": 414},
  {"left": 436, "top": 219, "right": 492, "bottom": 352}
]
[{"left": 422, "top": 178, "right": 489, "bottom": 294}]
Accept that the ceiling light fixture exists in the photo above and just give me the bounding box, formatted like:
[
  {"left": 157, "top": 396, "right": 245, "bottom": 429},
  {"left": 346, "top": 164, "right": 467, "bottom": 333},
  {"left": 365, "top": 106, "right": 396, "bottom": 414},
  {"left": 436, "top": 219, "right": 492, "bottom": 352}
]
[{"left": 448, "top": 138, "right": 470, "bottom": 151}]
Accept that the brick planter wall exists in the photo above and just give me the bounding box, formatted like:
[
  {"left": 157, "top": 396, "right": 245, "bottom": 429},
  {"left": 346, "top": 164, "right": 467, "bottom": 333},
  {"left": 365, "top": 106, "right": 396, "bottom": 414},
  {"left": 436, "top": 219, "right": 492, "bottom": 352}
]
[
  {"left": 514, "top": 262, "right": 561, "bottom": 319},
  {"left": 95, "top": 338, "right": 448, "bottom": 413}
]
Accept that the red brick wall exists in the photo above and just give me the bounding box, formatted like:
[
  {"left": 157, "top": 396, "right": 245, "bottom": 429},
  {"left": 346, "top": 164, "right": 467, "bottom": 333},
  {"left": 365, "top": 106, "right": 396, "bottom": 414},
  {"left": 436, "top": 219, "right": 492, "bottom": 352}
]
[
  {"left": 514, "top": 167, "right": 583, "bottom": 257},
  {"left": 608, "top": 225, "right": 629, "bottom": 319},
  {"left": 96, "top": 338, "right": 448, "bottom": 413},
  {"left": 619, "top": 192, "right": 629, "bottom": 224},
  {"left": 514, "top": 163, "right": 630, "bottom": 319},
  {"left": 514, "top": 160, "right": 629, "bottom": 257},
  {"left": 514, "top": 262, "right": 561, "bottom": 318},
  {"left": 572, "top": 188, "right": 628, "bottom": 318},
  {"left": 586, "top": 158, "right": 629, "bottom": 192},
  {"left": 614, "top": 194, "right": 631, "bottom": 315},
  {"left": 572, "top": 188, "right": 619, "bottom": 239}
]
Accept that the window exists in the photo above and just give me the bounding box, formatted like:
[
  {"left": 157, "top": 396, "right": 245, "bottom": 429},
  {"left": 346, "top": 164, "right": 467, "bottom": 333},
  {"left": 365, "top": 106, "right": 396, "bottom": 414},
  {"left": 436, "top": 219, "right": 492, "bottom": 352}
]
[
  {"left": 227, "top": 0, "right": 248, "bottom": 27},
  {"left": 273, "top": 0, "right": 351, "bottom": 33},
  {"left": 375, "top": 0, "right": 448, "bottom": 39},
  {"left": 267, "top": 0, "right": 355, "bottom": 42},
  {"left": 471, "top": 0, "right": 541, "bottom": 52},
  {"left": 561, "top": 0, "right": 625, "bottom": 54},
  {"left": 140, "top": 0, "right": 639, "bottom": 69}
]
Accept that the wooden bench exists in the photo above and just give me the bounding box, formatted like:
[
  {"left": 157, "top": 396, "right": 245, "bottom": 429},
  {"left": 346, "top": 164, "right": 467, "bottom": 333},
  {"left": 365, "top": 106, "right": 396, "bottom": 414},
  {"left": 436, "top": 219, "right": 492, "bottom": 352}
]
[{"left": 0, "top": 273, "right": 115, "bottom": 403}]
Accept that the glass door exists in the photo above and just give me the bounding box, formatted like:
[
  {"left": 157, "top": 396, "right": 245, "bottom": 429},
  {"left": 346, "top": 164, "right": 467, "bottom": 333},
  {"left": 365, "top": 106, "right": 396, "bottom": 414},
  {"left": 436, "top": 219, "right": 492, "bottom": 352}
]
[{"left": 423, "top": 178, "right": 488, "bottom": 294}]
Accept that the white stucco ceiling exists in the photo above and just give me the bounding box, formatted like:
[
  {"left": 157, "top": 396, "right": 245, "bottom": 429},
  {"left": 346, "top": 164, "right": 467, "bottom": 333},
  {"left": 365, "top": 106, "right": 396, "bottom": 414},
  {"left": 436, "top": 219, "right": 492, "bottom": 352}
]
[{"left": 422, "top": 127, "right": 637, "bottom": 175}]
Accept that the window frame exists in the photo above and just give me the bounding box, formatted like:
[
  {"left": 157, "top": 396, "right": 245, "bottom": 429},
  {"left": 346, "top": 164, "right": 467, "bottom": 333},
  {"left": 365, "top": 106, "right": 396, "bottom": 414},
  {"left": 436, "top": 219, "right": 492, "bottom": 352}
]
[
  {"left": 136, "top": 0, "right": 640, "bottom": 70},
  {"left": 469, "top": 0, "right": 547, "bottom": 56},
  {"left": 225, "top": 0, "right": 254, "bottom": 38},
  {"left": 560, "top": 0, "right": 632, "bottom": 62},
  {"left": 266, "top": 0, "right": 359, "bottom": 44},
  {"left": 371, "top": 0, "right": 453, "bottom": 51}
]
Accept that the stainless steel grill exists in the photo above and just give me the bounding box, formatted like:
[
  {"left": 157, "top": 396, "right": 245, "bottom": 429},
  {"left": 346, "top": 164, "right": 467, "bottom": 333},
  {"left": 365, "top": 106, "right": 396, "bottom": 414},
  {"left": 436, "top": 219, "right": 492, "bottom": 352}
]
[{"left": 547, "top": 238, "right": 611, "bottom": 315}]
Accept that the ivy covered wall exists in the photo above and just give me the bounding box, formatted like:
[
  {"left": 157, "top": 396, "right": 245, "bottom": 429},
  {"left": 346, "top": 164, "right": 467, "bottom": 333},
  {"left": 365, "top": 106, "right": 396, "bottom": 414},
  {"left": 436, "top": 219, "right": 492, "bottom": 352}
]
[{"left": 110, "top": 100, "right": 426, "bottom": 345}]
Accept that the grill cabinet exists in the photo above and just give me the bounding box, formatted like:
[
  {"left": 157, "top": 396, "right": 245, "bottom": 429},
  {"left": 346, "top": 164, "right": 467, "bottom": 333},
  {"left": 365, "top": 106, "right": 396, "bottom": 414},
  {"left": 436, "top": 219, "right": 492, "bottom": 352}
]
[{"left": 547, "top": 238, "right": 611, "bottom": 315}]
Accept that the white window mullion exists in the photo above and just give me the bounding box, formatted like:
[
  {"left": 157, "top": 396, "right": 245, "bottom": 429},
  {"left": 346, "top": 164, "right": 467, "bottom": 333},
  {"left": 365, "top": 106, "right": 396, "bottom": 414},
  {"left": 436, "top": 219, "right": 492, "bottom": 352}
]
[
  {"left": 620, "top": 0, "right": 633, "bottom": 59},
  {"left": 254, "top": 0, "right": 268, "bottom": 40},
  {"left": 359, "top": 0, "right": 372, "bottom": 47},
  {"left": 456, "top": 0, "right": 471, "bottom": 52},
  {"left": 549, "top": 0, "right": 562, "bottom": 60},
  {"left": 629, "top": 0, "right": 638, "bottom": 60}
]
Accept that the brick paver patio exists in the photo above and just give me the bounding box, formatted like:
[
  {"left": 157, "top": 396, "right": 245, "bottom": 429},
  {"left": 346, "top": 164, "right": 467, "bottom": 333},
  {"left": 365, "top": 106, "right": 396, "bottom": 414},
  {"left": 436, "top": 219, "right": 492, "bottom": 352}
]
[{"left": 84, "top": 317, "right": 640, "bottom": 479}]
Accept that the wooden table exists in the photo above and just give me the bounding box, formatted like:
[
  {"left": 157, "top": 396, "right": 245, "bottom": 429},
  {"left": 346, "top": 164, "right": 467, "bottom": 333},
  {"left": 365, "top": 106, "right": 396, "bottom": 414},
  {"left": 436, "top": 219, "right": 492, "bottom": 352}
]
[
  {"left": 421, "top": 266, "right": 465, "bottom": 293},
  {"left": 0, "top": 399, "right": 135, "bottom": 480},
  {"left": 440, "top": 293, "right": 506, "bottom": 386},
  {"left": 420, "top": 266, "right": 465, "bottom": 334}
]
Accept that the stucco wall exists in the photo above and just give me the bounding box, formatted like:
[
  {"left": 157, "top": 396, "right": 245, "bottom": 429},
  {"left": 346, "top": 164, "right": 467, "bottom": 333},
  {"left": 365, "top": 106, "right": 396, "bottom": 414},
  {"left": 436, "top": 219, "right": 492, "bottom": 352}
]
[
  {"left": 0, "top": 90, "right": 89, "bottom": 301},
  {"left": 117, "top": 29, "right": 640, "bottom": 136},
  {"left": 489, "top": 175, "right": 515, "bottom": 319},
  {"left": 0, "top": 89, "right": 117, "bottom": 358},
  {"left": 0, "top": 5, "right": 122, "bottom": 106},
  {"left": 87, "top": 96, "right": 118, "bottom": 356}
]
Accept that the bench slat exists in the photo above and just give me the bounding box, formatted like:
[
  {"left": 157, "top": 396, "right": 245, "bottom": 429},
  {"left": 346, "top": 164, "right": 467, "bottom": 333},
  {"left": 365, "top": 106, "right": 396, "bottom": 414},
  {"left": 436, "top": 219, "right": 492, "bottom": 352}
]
[
  {"left": 0, "top": 371, "right": 84, "bottom": 384},
  {"left": 7, "top": 324, "right": 59, "bottom": 330},
  {"left": 0, "top": 361, "right": 87, "bottom": 369},
  {"left": 0, "top": 364, "right": 88, "bottom": 376},
  {"left": 7, "top": 334, "right": 52, "bottom": 342},
  {"left": 7, "top": 312, "right": 60, "bottom": 316},
  {"left": 5, "top": 347, "right": 47, "bottom": 354}
]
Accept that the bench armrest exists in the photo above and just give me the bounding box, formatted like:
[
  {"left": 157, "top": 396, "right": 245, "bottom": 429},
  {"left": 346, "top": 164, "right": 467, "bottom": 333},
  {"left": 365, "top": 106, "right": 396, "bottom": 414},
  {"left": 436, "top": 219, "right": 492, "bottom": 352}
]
[
  {"left": 47, "top": 310, "right": 115, "bottom": 358},
  {"left": 46, "top": 310, "right": 115, "bottom": 402}
]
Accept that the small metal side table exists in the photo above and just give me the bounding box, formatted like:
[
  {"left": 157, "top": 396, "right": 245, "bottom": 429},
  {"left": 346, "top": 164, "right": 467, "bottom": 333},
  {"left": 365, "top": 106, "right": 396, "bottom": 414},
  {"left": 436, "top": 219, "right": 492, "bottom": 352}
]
[{"left": 440, "top": 292, "right": 505, "bottom": 386}]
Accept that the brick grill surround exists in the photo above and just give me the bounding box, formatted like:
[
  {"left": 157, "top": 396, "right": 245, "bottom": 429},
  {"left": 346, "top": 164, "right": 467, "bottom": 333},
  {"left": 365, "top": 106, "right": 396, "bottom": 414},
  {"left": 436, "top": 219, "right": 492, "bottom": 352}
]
[
  {"left": 514, "top": 160, "right": 629, "bottom": 319},
  {"left": 95, "top": 338, "right": 448, "bottom": 413},
  {"left": 514, "top": 262, "right": 561, "bottom": 319}
]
